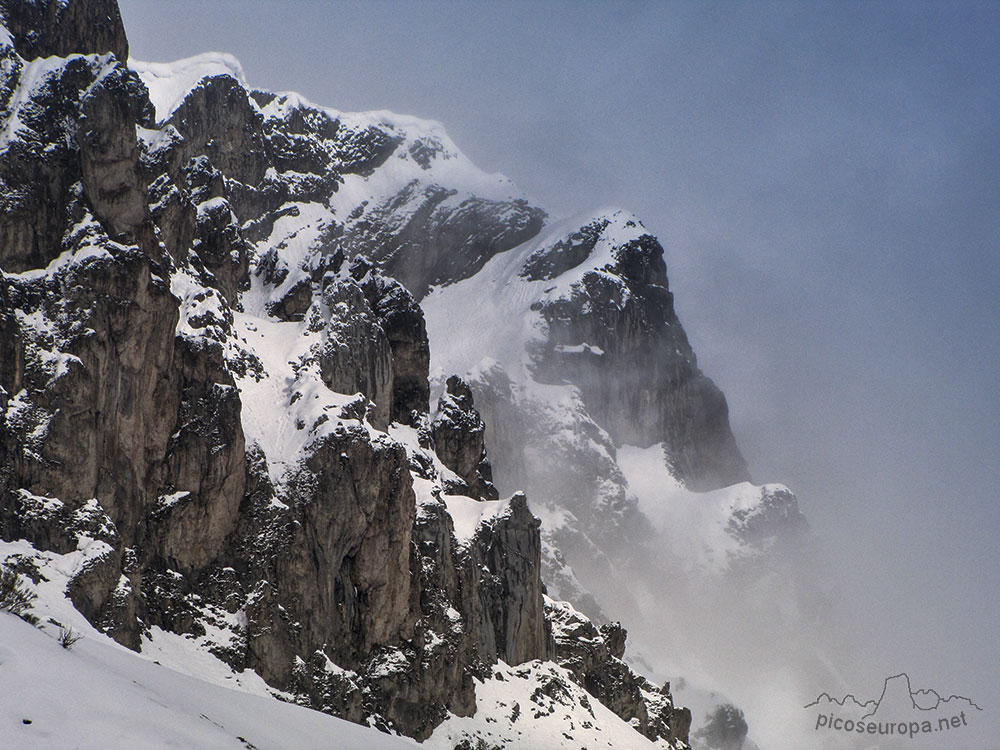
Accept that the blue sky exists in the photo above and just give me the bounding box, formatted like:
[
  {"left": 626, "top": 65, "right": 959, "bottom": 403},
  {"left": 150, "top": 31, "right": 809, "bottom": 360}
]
[{"left": 119, "top": 0, "right": 1000, "bottom": 739}]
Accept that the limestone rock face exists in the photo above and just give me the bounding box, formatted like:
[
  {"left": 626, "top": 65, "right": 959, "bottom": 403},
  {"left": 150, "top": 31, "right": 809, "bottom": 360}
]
[
  {"left": 547, "top": 598, "right": 689, "bottom": 746},
  {"left": 339, "top": 180, "right": 547, "bottom": 299},
  {"left": 0, "top": 15, "right": 247, "bottom": 650},
  {"left": 167, "top": 73, "right": 270, "bottom": 187},
  {"left": 352, "top": 261, "right": 431, "bottom": 424},
  {"left": 78, "top": 65, "right": 155, "bottom": 251},
  {"left": 1, "top": 248, "right": 178, "bottom": 534},
  {"left": 218, "top": 457, "right": 552, "bottom": 741},
  {"left": 153, "top": 335, "right": 246, "bottom": 574},
  {"left": 190, "top": 194, "right": 249, "bottom": 306},
  {"left": 531, "top": 230, "right": 749, "bottom": 491},
  {"left": 230, "top": 426, "right": 418, "bottom": 687},
  {"left": 0, "top": 8, "right": 698, "bottom": 748},
  {"left": 467, "top": 493, "right": 549, "bottom": 664},
  {"left": 432, "top": 375, "right": 499, "bottom": 500},
  {"left": 405, "top": 500, "right": 479, "bottom": 733},
  {"left": 0, "top": 52, "right": 153, "bottom": 272},
  {"left": 0, "top": 0, "right": 129, "bottom": 62},
  {"left": 0, "top": 272, "right": 23, "bottom": 409},
  {"left": 310, "top": 276, "right": 395, "bottom": 430},
  {"left": 287, "top": 427, "right": 415, "bottom": 667}
]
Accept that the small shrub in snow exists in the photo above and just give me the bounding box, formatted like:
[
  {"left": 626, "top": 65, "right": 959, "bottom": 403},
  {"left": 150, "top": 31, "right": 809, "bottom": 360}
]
[
  {"left": 58, "top": 626, "right": 83, "bottom": 650},
  {"left": 0, "top": 565, "right": 37, "bottom": 620}
]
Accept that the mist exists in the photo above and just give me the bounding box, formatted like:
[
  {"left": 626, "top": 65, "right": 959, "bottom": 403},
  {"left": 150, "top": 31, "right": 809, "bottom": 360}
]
[{"left": 118, "top": 1, "right": 1000, "bottom": 748}]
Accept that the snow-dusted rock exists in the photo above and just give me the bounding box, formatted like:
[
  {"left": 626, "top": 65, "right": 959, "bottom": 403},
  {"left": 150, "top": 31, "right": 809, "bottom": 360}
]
[
  {"left": 0, "top": 3, "right": 835, "bottom": 748},
  {"left": 0, "top": 0, "right": 128, "bottom": 63},
  {"left": 431, "top": 375, "right": 498, "bottom": 500}
]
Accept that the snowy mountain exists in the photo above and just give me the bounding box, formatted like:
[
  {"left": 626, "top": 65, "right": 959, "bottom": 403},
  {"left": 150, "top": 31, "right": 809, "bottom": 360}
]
[{"left": 0, "top": 1, "right": 808, "bottom": 748}]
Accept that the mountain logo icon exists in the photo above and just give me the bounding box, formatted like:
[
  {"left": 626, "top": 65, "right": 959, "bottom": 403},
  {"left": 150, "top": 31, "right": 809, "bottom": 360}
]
[{"left": 805, "top": 673, "right": 981, "bottom": 741}]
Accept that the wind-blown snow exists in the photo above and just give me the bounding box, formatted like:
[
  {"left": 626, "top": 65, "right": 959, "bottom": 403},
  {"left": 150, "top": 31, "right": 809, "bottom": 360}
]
[
  {"left": 619, "top": 442, "right": 793, "bottom": 573},
  {"left": 422, "top": 209, "right": 647, "bottom": 382}
]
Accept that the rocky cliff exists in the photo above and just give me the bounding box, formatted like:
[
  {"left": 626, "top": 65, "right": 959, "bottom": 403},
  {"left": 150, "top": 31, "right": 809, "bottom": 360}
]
[{"left": 0, "top": 1, "right": 694, "bottom": 747}]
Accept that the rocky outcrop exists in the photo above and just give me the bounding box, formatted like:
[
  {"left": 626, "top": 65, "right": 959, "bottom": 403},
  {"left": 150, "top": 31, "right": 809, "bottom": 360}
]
[
  {"left": 531, "top": 228, "right": 750, "bottom": 491},
  {"left": 166, "top": 456, "right": 553, "bottom": 741},
  {"left": 0, "top": 0, "right": 129, "bottom": 62},
  {"left": 352, "top": 259, "right": 430, "bottom": 424},
  {"left": 0, "top": 15, "right": 245, "bottom": 645},
  {"left": 166, "top": 73, "right": 269, "bottom": 187},
  {"left": 339, "top": 180, "right": 547, "bottom": 299},
  {"left": 727, "top": 484, "right": 808, "bottom": 556},
  {"left": 432, "top": 375, "right": 499, "bottom": 500},
  {"left": 466, "top": 493, "right": 549, "bottom": 664},
  {"left": 78, "top": 63, "right": 156, "bottom": 253},
  {"left": 0, "top": 51, "right": 154, "bottom": 272},
  {"left": 246, "top": 426, "right": 417, "bottom": 679},
  {"left": 0, "top": 272, "right": 22, "bottom": 405},
  {"left": 546, "top": 598, "right": 689, "bottom": 746},
  {"left": 1, "top": 247, "right": 178, "bottom": 534},
  {"left": 308, "top": 276, "right": 395, "bottom": 429},
  {"left": 520, "top": 217, "right": 610, "bottom": 281},
  {"left": 153, "top": 335, "right": 246, "bottom": 574},
  {"left": 693, "top": 703, "right": 749, "bottom": 750}
]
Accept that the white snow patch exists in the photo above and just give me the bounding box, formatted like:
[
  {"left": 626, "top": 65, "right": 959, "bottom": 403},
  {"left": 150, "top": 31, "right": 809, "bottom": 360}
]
[
  {"left": 423, "top": 209, "right": 647, "bottom": 381},
  {"left": 131, "top": 53, "right": 247, "bottom": 122},
  {"left": 444, "top": 495, "right": 511, "bottom": 544},
  {"left": 619, "top": 442, "right": 790, "bottom": 573},
  {"left": 156, "top": 490, "right": 191, "bottom": 510},
  {"left": 425, "top": 660, "right": 674, "bottom": 750},
  {"left": 554, "top": 342, "right": 605, "bottom": 356},
  {"left": 0, "top": 613, "right": 417, "bottom": 750}
]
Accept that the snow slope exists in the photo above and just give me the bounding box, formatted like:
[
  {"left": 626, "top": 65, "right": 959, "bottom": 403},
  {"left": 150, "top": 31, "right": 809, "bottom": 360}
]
[
  {"left": 425, "top": 660, "right": 674, "bottom": 750},
  {"left": 0, "top": 611, "right": 418, "bottom": 750},
  {"left": 422, "top": 209, "right": 648, "bottom": 382},
  {"left": 0, "top": 554, "right": 681, "bottom": 750}
]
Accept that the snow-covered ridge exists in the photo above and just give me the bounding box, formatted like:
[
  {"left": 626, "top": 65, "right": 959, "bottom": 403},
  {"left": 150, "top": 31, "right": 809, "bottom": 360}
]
[
  {"left": 130, "top": 53, "right": 247, "bottom": 121},
  {"left": 131, "top": 51, "right": 520, "bottom": 203},
  {"left": 423, "top": 208, "right": 649, "bottom": 380},
  {"left": 255, "top": 88, "right": 522, "bottom": 202}
]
